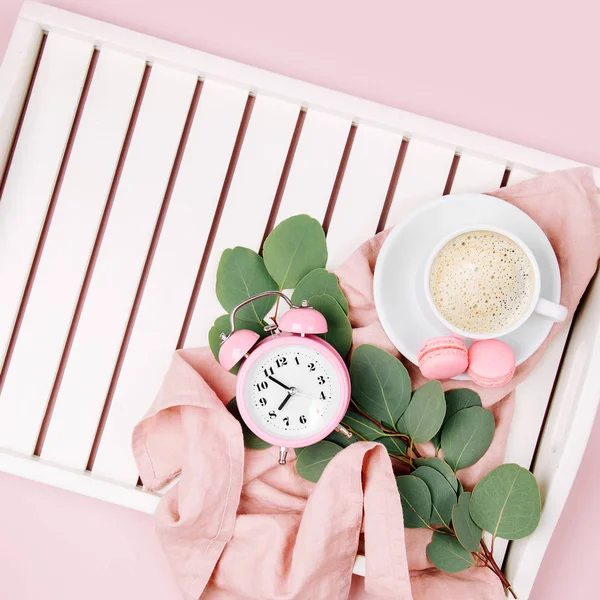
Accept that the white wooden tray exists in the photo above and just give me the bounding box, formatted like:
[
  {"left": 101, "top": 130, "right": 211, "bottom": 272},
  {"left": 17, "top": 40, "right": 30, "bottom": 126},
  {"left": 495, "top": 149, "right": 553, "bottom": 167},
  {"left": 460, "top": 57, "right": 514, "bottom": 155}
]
[{"left": 0, "top": 3, "right": 598, "bottom": 597}]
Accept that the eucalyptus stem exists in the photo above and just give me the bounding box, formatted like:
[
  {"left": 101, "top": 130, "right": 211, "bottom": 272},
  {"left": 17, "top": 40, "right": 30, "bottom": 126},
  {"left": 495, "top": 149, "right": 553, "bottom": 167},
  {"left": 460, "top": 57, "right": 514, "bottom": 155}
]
[
  {"left": 350, "top": 401, "right": 397, "bottom": 434},
  {"left": 342, "top": 422, "right": 412, "bottom": 465},
  {"left": 342, "top": 424, "right": 367, "bottom": 442},
  {"left": 389, "top": 453, "right": 412, "bottom": 465},
  {"left": 273, "top": 295, "right": 281, "bottom": 321},
  {"left": 480, "top": 538, "right": 516, "bottom": 598}
]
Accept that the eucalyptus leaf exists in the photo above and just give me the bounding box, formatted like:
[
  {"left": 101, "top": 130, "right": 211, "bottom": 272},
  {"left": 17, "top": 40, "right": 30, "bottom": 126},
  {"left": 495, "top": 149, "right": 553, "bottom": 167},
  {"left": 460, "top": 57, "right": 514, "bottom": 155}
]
[
  {"left": 227, "top": 399, "right": 271, "bottom": 449},
  {"left": 403, "top": 380, "right": 446, "bottom": 444},
  {"left": 209, "top": 314, "right": 266, "bottom": 374},
  {"left": 396, "top": 475, "right": 432, "bottom": 529},
  {"left": 342, "top": 410, "right": 386, "bottom": 441},
  {"left": 432, "top": 389, "right": 483, "bottom": 449},
  {"left": 291, "top": 269, "right": 348, "bottom": 314},
  {"left": 426, "top": 532, "right": 474, "bottom": 573},
  {"left": 216, "top": 247, "right": 277, "bottom": 322},
  {"left": 375, "top": 435, "right": 408, "bottom": 456},
  {"left": 413, "top": 466, "right": 457, "bottom": 527},
  {"left": 452, "top": 492, "right": 482, "bottom": 552},
  {"left": 263, "top": 215, "right": 327, "bottom": 289},
  {"left": 413, "top": 457, "right": 459, "bottom": 493},
  {"left": 395, "top": 415, "right": 407, "bottom": 434},
  {"left": 470, "top": 464, "right": 541, "bottom": 540},
  {"left": 441, "top": 406, "right": 495, "bottom": 471},
  {"left": 308, "top": 294, "right": 352, "bottom": 357},
  {"left": 350, "top": 345, "right": 411, "bottom": 426},
  {"left": 295, "top": 441, "right": 342, "bottom": 483}
]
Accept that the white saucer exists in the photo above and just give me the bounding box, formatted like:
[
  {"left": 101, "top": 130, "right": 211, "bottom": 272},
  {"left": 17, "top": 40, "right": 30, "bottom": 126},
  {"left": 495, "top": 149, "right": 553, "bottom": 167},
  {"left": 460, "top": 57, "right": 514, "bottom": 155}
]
[{"left": 373, "top": 193, "right": 561, "bottom": 380}]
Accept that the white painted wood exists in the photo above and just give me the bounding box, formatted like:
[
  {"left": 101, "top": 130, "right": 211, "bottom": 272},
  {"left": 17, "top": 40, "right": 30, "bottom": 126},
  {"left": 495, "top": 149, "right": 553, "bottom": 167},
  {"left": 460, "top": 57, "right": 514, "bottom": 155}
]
[
  {"left": 505, "top": 326, "right": 571, "bottom": 470},
  {"left": 275, "top": 109, "right": 350, "bottom": 225},
  {"left": 182, "top": 94, "right": 300, "bottom": 349},
  {"left": 45, "top": 65, "right": 196, "bottom": 472},
  {"left": 88, "top": 80, "right": 248, "bottom": 484},
  {"left": 507, "top": 166, "right": 539, "bottom": 186},
  {"left": 326, "top": 124, "right": 402, "bottom": 268},
  {"left": 450, "top": 152, "right": 506, "bottom": 194},
  {"left": 0, "top": 447, "right": 159, "bottom": 513},
  {"left": 0, "top": 20, "right": 43, "bottom": 178},
  {"left": 384, "top": 138, "right": 456, "bottom": 228},
  {"left": 0, "top": 50, "right": 145, "bottom": 456},
  {"left": 0, "top": 33, "right": 93, "bottom": 370},
  {"left": 21, "top": 3, "right": 600, "bottom": 188},
  {"left": 487, "top": 324, "right": 571, "bottom": 566},
  {"left": 505, "top": 271, "right": 600, "bottom": 598}
]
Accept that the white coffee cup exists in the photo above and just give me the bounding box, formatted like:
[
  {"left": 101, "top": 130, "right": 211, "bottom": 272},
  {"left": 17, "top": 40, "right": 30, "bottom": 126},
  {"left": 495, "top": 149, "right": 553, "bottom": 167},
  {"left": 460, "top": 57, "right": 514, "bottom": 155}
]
[{"left": 424, "top": 224, "right": 567, "bottom": 340}]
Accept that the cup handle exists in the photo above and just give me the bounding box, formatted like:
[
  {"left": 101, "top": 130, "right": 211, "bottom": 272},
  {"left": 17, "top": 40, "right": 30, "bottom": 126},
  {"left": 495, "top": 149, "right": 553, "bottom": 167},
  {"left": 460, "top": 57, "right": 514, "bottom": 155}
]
[{"left": 534, "top": 297, "right": 568, "bottom": 322}]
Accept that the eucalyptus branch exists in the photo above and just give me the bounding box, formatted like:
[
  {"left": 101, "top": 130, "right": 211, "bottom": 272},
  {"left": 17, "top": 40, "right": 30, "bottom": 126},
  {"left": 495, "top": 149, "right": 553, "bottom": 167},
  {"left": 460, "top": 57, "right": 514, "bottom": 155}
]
[
  {"left": 341, "top": 423, "right": 368, "bottom": 442},
  {"left": 480, "top": 538, "right": 516, "bottom": 598},
  {"left": 350, "top": 400, "right": 398, "bottom": 434},
  {"left": 389, "top": 453, "right": 412, "bottom": 465}
]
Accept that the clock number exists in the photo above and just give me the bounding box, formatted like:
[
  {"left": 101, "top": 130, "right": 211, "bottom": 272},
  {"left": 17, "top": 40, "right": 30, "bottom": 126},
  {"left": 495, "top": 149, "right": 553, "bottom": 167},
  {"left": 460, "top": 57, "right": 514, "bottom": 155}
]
[
  {"left": 299, "top": 415, "right": 307, "bottom": 424},
  {"left": 259, "top": 398, "right": 267, "bottom": 406},
  {"left": 317, "top": 375, "right": 325, "bottom": 385},
  {"left": 308, "top": 362, "right": 315, "bottom": 372},
  {"left": 282, "top": 416, "right": 290, "bottom": 427},
  {"left": 320, "top": 391, "right": 326, "bottom": 400},
  {"left": 268, "top": 411, "right": 276, "bottom": 419},
  {"left": 275, "top": 357, "right": 288, "bottom": 368},
  {"left": 294, "top": 357, "right": 300, "bottom": 365},
  {"left": 263, "top": 366, "right": 274, "bottom": 378},
  {"left": 256, "top": 381, "right": 269, "bottom": 391}
]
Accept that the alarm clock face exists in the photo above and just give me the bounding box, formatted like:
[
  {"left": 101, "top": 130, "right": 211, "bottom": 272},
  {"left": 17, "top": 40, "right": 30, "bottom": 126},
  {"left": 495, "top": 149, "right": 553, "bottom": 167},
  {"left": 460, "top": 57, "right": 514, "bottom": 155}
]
[{"left": 238, "top": 337, "right": 349, "bottom": 446}]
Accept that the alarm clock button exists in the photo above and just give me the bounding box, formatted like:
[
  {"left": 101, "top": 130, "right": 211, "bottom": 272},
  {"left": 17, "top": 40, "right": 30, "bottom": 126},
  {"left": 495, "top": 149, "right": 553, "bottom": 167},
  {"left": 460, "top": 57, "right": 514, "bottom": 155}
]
[
  {"left": 279, "top": 307, "right": 328, "bottom": 335},
  {"left": 218, "top": 329, "right": 260, "bottom": 371}
]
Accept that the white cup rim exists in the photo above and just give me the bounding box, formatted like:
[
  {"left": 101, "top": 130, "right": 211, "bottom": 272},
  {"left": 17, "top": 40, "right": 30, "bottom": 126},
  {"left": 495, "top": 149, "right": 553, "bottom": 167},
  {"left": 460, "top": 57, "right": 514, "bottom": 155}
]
[{"left": 423, "top": 224, "right": 542, "bottom": 340}]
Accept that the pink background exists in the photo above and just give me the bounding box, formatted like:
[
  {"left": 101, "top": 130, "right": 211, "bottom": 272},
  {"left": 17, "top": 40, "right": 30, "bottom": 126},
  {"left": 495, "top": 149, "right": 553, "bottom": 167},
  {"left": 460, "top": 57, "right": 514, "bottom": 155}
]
[{"left": 0, "top": 1, "right": 599, "bottom": 598}]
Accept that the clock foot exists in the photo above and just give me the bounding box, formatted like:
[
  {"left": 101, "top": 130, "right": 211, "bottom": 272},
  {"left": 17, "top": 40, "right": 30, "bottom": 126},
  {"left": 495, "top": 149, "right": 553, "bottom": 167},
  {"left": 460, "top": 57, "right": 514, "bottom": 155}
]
[
  {"left": 278, "top": 447, "right": 288, "bottom": 465},
  {"left": 335, "top": 424, "right": 353, "bottom": 439}
]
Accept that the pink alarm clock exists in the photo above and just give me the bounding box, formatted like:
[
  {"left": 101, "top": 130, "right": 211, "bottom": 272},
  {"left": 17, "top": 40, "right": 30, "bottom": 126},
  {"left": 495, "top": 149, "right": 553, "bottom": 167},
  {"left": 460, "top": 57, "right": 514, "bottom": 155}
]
[{"left": 218, "top": 291, "right": 351, "bottom": 464}]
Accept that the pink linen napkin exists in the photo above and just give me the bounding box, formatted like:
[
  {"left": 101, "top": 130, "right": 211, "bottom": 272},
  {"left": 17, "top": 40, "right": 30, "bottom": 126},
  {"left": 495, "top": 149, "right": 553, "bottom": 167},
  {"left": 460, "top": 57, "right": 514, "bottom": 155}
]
[{"left": 133, "top": 167, "right": 599, "bottom": 600}]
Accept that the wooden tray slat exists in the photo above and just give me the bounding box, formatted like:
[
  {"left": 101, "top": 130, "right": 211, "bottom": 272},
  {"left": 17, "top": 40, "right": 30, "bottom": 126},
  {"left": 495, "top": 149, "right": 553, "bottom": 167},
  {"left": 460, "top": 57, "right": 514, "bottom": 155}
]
[
  {"left": 275, "top": 108, "right": 351, "bottom": 226},
  {"left": 82, "top": 79, "right": 247, "bottom": 484},
  {"left": 0, "top": 49, "right": 145, "bottom": 458},
  {"left": 450, "top": 152, "right": 507, "bottom": 194},
  {"left": 0, "top": 33, "right": 93, "bottom": 375},
  {"left": 384, "top": 138, "right": 456, "bottom": 228},
  {"left": 508, "top": 166, "right": 539, "bottom": 186},
  {"left": 45, "top": 64, "right": 196, "bottom": 473},
  {"left": 182, "top": 94, "right": 300, "bottom": 349},
  {"left": 326, "top": 124, "right": 402, "bottom": 268}
]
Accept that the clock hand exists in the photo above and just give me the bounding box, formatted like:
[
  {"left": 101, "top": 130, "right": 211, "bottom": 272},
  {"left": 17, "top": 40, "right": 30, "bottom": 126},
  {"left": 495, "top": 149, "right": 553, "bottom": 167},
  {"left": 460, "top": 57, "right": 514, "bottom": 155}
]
[
  {"left": 278, "top": 392, "right": 293, "bottom": 411},
  {"left": 294, "top": 391, "right": 320, "bottom": 401},
  {"left": 268, "top": 375, "right": 292, "bottom": 390}
]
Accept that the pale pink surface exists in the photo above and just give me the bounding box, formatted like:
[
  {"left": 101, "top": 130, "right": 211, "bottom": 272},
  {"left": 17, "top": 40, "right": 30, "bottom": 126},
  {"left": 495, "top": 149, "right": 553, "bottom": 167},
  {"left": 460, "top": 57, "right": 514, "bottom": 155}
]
[{"left": 0, "top": 2, "right": 599, "bottom": 600}]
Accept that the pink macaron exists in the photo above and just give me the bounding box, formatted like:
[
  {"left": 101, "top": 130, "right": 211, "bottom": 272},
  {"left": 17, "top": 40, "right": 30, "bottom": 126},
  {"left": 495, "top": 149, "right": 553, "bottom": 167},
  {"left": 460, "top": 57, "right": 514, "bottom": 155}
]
[
  {"left": 467, "top": 339, "right": 516, "bottom": 387},
  {"left": 418, "top": 336, "right": 469, "bottom": 380}
]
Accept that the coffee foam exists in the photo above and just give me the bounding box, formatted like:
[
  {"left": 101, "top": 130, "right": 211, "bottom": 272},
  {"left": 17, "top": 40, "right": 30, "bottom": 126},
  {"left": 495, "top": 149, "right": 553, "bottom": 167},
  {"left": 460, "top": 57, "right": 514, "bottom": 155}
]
[{"left": 429, "top": 230, "right": 535, "bottom": 335}]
